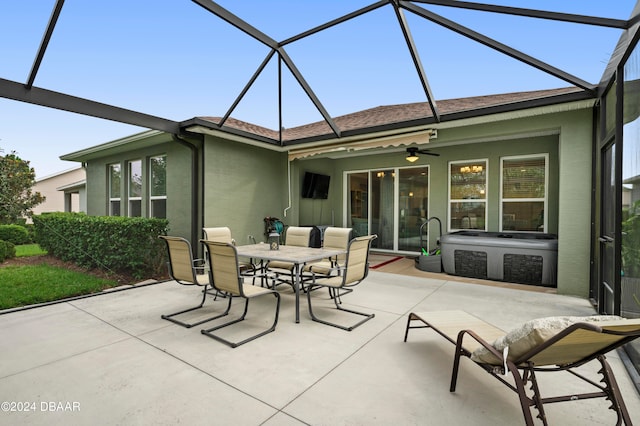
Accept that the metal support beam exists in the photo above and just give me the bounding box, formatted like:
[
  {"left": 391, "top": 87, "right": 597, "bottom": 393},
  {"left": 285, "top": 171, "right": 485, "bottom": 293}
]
[
  {"left": 0, "top": 77, "right": 180, "bottom": 133},
  {"left": 190, "top": 0, "right": 278, "bottom": 49},
  {"left": 280, "top": 1, "right": 389, "bottom": 46},
  {"left": 220, "top": 49, "right": 277, "bottom": 127},
  {"left": 400, "top": 1, "right": 596, "bottom": 92},
  {"left": 278, "top": 48, "right": 341, "bottom": 138},
  {"left": 278, "top": 53, "right": 283, "bottom": 145},
  {"left": 411, "top": 0, "right": 629, "bottom": 29},
  {"left": 26, "top": 0, "right": 65, "bottom": 89},
  {"left": 392, "top": 3, "right": 440, "bottom": 122}
]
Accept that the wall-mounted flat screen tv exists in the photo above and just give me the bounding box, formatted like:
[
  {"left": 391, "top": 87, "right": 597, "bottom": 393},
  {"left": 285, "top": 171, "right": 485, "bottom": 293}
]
[{"left": 301, "top": 171, "right": 330, "bottom": 199}]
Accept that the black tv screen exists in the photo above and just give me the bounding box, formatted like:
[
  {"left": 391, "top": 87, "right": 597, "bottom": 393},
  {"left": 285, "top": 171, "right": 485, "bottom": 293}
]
[{"left": 302, "top": 172, "right": 330, "bottom": 199}]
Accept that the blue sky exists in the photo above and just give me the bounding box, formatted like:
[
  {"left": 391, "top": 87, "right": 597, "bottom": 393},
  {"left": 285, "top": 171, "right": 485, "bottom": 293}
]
[{"left": 0, "top": 0, "right": 636, "bottom": 177}]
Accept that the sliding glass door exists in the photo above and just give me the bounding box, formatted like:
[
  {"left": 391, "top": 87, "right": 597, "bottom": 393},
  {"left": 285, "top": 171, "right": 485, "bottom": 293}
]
[
  {"left": 346, "top": 166, "right": 429, "bottom": 253},
  {"left": 398, "top": 167, "right": 430, "bottom": 251}
]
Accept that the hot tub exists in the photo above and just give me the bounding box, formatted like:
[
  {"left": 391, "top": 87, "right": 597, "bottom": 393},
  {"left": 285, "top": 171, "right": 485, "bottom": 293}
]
[{"left": 440, "top": 231, "right": 558, "bottom": 287}]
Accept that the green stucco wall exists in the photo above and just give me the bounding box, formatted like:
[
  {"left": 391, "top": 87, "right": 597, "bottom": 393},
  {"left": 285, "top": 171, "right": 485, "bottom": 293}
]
[
  {"left": 81, "top": 105, "right": 594, "bottom": 297},
  {"left": 84, "top": 133, "right": 194, "bottom": 241},
  {"left": 202, "top": 136, "right": 288, "bottom": 244},
  {"left": 293, "top": 107, "right": 593, "bottom": 297}
]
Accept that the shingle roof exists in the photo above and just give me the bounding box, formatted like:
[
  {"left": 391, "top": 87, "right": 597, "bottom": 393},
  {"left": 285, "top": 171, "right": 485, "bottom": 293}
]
[{"left": 197, "top": 87, "right": 586, "bottom": 143}]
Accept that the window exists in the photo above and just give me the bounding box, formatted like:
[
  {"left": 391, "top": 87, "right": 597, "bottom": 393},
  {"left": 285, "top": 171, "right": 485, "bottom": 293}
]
[
  {"left": 149, "top": 155, "right": 167, "bottom": 218},
  {"left": 500, "top": 155, "right": 547, "bottom": 232},
  {"left": 128, "top": 160, "right": 142, "bottom": 217},
  {"left": 108, "top": 163, "right": 121, "bottom": 216},
  {"left": 449, "top": 160, "right": 487, "bottom": 231}
]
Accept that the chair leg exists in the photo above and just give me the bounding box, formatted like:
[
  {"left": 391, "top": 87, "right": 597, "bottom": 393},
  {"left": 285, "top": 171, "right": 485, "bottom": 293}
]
[
  {"left": 510, "top": 364, "right": 537, "bottom": 426},
  {"left": 597, "top": 355, "right": 633, "bottom": 426},
  {"left": 307, "top": 284, "right": 374, "bottom": 331},
  {"left": 162, "top": 285, "right": 228, "bottom": 328},
  {"left": 201, "top": 293, "right": 280, "bottom": 348},
  {"left": 526, "top": 366, "right": 548, "bottom": 425}
]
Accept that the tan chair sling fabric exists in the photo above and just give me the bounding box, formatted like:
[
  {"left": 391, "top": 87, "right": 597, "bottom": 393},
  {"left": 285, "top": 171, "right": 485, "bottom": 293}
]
[
  {"left": 268, "top": 226, "right": 313, "bottom": 288},
  {"left": 203, "top": 226, "right": 233, "bottom": 243},
  {"left": 159, "top": 236, "right": 218, "bottom": 328},
  {"left": 306, "top": 235, "right": 377, "bottom": 331},
  {"left": 283, "top": 226, "right": 313, "bottom": 247},
  {"left": 303, "top": 227, "right": 351, "bottom": 276},
  {"left": 203, "top": 226, "right": 255, "bottom": 276},
  {"left": 200, "top": 240, "right": 280, "bottom": 348}
]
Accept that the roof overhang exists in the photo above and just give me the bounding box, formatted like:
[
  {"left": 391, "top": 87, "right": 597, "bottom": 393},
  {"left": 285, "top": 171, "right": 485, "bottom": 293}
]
[
  {"left": 184, "top": 95, "right": 596, "bottom": 161},
  {"left": 60, "top": 130, "right": 166, "bottom": 162},
  {"left": 57, "top": 180, "right": 86, "bottom": 193}
]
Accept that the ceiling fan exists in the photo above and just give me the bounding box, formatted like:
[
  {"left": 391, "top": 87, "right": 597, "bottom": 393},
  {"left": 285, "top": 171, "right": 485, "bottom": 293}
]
[{"left": 406, "top": 147, "right": 439, "bottom": 162}]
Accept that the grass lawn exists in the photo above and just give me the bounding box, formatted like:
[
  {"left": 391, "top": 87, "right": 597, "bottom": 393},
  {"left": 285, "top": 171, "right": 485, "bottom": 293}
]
[
  {"left": 0, "top": 264, "right": 121, "bottom": 310},
  {"left": 15, "top": 243, "right": 47, "bottom": 257},
  {"left": 0, "top": 245, "right": 124, "bottom": 310}
]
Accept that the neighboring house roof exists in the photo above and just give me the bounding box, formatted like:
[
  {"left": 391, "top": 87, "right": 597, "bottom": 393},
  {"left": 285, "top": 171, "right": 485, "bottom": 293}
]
[
  {"left": 36, "top": 166, "right": 84, "bottom": 182},
  {"left": 193, "top": 87, "right": 588, "bottom": 144},
  {"left": 57, "top": 179, "right": 86, "bottom": 193}
]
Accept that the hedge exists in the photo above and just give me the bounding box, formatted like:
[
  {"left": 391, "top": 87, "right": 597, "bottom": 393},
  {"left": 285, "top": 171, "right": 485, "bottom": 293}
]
[
  {"left": 0, "top": 240, "right": 16, "bottom": 262},
  {"left": 32, "top": 212, "right": 169, "bottom": 279},
  {"left": 0, "top": 224, "right": 30, "bottom": 245}
]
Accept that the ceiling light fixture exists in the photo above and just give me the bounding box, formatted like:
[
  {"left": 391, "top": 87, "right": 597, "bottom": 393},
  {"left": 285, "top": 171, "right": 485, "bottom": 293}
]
[
  {"left": 405, "top": 146, "right": 439, "bottom": 162},
  {"left": 406, "top": 148, "right": 419, "bottom": 163}
]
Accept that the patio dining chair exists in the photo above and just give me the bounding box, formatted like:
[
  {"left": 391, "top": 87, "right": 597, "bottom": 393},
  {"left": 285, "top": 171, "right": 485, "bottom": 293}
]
[
  {"left": 267, "top": 226, "right": 313, "bottom": 290},
  {"left": 203, "top": 227, "right": 256, "bottom": 275},
  {"left": 200, "top": 240, "right": 280, "bottom": 348},
  {"left": 303, "top": 227, "right": 352, "bottom": 275},
  {"left": 306, "top": 234, "right": 377, "bottom": 331},
  {"left": 159, "top": 235, "right": 226, "bottom": 328},
  {"left": 302, "top": 227, "right": 352, "bottom": 294}
]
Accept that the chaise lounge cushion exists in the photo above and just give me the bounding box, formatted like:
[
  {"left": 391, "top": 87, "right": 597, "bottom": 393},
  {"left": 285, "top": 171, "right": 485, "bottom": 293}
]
[{"left": 470, "top": 315, "right": 623, "bottom": 365}]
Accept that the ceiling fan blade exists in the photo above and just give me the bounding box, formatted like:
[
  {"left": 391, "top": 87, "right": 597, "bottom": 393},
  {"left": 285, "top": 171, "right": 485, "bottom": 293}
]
[
  {"left": 406, "top": 146, "right": 439, "bottom": 158},
  {"left": 416, "top": 149, "right": 440, "bottom": 156}
]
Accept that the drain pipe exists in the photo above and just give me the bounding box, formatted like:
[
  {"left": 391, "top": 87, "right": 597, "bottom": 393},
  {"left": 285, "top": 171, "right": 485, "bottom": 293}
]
[
  {"left": 283, "top": 158, "right": 292, "bottom": 218},
  {"left": 172, "top": 133, "right": 203, "bottom": 248}
]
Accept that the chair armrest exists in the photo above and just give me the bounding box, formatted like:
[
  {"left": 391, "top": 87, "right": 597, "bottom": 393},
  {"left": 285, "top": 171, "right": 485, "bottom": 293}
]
[{"left": 456, "top": 329, "right": 503, "bottom": 362}]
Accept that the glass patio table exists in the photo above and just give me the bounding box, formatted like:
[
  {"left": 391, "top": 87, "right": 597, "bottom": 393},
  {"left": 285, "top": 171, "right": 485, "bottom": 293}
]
[{"left": 235, "top": 243, "right": 346, "bottom": 323}]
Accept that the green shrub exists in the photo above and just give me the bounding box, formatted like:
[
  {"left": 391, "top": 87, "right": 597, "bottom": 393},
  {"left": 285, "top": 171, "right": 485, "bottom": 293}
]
[
  {"left": 0, "top": 224, "right": 30, "bottom": 245},
  {"left": 23, "top": 223, "right": 36, "bottom": 243},
  {"left": 32, "top": 212, "right": 169, "bottom": 279},
  {"left": 0, "top": 240, "right": 16, "bottom": 262}
]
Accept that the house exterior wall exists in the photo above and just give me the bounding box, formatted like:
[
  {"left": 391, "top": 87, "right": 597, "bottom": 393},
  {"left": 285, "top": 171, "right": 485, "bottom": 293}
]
[
  {"left": 202, "top": 135, "right": 288, "bottom": 244},
  {"left": 84, "top": 135, "right": 194, "bottom": 241},
  {"left": 32, "top": 167, "right": 86, "bottom": 215},
  {"left": 75, "top": 104, "right": 593, "bottom": 297},
  {"left": 293, "top": 107, "right": 592, "bottom": 297}
]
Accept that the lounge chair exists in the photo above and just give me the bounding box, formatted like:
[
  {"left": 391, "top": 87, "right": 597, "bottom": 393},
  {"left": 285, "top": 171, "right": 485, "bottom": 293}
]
[
  {"left": 306, "top": 235, "right": 377, "bottom": 331},
  {"left": 403, "top": 310, "right": 640, "bottom": 425},
  {"left": 200, "top": 240, "right": 280, "bottom": 348},
  {"left": 159, "top": 236, "right": 225, "bottom": 328}
]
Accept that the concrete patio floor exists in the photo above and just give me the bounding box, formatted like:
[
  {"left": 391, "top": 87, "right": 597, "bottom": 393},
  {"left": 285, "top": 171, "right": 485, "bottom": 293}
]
[{"left": 1, "top": 267, "right": 639, "bottom": 425}]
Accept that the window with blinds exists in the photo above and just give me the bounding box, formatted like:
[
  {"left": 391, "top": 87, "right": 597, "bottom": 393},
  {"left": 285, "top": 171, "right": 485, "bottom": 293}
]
[
  {"left": 108, "top": 163, "right": 121, "bottom": 216},
  {"left": 149, "top": 155, "right": 167, "bottom": 218},
  {"left": 449, "top": 159, "right": 487, "bottom": 231},
  {"left": 128, "top": 159, "right": 142, "bottom": 217},
  {"left": 501, "top": 155, "right": 547, "bottom": 232}
]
